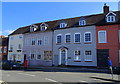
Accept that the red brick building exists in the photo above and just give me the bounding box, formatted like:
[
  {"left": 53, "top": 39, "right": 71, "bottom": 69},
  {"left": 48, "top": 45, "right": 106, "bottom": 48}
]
[
  {"left": 0, "top": 36, "right": 9, "bottom": 60},
  {"left": 96, "top": 4, "right": 120, "bottom": 67}
]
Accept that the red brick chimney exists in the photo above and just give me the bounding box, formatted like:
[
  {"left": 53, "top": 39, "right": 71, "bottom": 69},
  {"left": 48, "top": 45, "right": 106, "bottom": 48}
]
[
  {"left": 103, "top": 3, "right": 109, "bottom": 14},
  {"left": 0, "top": 35, "right": 5, "bottom": 38}
]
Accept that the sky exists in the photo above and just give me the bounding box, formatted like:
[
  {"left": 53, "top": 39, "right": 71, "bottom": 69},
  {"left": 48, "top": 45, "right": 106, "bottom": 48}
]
[{"left": 1, "top": 2, "right": 119, "bottom": 36}]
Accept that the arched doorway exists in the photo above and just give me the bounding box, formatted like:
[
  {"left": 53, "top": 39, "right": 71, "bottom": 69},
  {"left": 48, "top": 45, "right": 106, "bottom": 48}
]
[{"left": 59, "top": 48, "right": 67, "bottom": 65}]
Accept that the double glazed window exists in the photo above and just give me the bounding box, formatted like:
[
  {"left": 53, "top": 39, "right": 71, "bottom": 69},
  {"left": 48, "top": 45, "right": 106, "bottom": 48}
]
[
  {"left": 85, "top": 50, "right": 92, "bottom": 61},
  {"left": 84, "top": 32, "right": 92, "bottom": 42},
  {"left": 60, "top": 23, "right": 67, "bottom": 28},
  {"left": 56, "top": 35, "right": 62, "bottom": 44},
  {"left": 74, "top": 33, "right": 81, "bottom": 43},
  {"left": 38, "top": 39, "right": 42, "bottom": 45},
  {"left": 74, "top": 50, "right": 81, "bottom": 60},
  {"left": 65, "top": 34, "right": 71, "bottom": 43},
  {"left": 98, "top": 31, "right": 107, "bottom": 43}
]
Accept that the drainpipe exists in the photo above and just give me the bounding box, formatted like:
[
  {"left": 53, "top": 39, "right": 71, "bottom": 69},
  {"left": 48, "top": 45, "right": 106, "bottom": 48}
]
[{"left": 52, "top": 30, "right": 54, "bottom": 67}]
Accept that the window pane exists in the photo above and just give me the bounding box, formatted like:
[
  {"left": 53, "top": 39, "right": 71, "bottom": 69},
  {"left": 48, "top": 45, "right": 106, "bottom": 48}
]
[
  {"left": 75, "top": 34, "right": 80, "bottom": 43},
  {"left": 57, "top": 35, "right": 61, "bottom": 43},
  {"left": 98, "top": 31, "right": 106, "bottom": 43},
  {"left": 75, "top": 50, "right": 81, "bottom": 60},
  {"left": 66, "top": 35, "right": 70, "bottom": 43},
  {"left": 85, "top": 33, "right": 91, "bottom": 42}
]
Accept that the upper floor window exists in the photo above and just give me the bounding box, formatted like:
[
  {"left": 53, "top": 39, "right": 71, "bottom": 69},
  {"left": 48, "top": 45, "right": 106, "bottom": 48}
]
[
  {"left": 74, "top": 33, "right": 81, "bottom": 43},
  {"left": 10, "top": 45, "right": 13, "bottom": 50},
  {"left": 30, "top": 25, "right": 38, "bottom": 32},
  {"left": 74, "top": 50, "right": 81, "bottom": 60},
  {"left": 37, "top": 39, "right": 42, "bottom": 45},
  {"left": 19, "top": 35, "right": 23, "bottom": 39},
  {"left": 65, "top": 34, "right": 71, "bottom": 43},
  {"left": 10, "top": 37, "right": 14, "bottom": 40},
  {"left": 56, "top": 34, "right": 62, "bottom": 44},
  {"left": 98, "top": 31, "right": 107, "bottom": 43},
  {"left": 31, "top": 39, "right": 35, "bottom": 45},
  {"left": 84, "top": 32, "right": 92, "bottom": 43},
  {"left": 40, "top": 23, "right": 47, "bottom": 31},
  {"left": 44, "top": 37, "right": 49, "bottom": 45},
  {"left": 60, "top": 23, "right": 67, "bottom": 28},
  {"left": 18, "top": 44, "right": 22, "bottom": 49},
  {"left": 106, "top": 12, "right": 116, "bottom": 22},
  {"left": 79, "top": 18, "right": 86, "bottom": 26}
]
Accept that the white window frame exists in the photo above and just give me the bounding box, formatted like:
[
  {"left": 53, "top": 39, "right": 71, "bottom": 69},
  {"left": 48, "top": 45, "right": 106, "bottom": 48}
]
[
  {"left": 74, "top": 50, "right": 81, "bottom": 61},
  {"left": 36, "top": 52, "right": 41, "bottom": 60},
  {"left": 44, "top": 36, "right": 49, "bottom": 45},
  {"left": 74, "top": 33, "right": 81, "bottom": 43},
  {"left": 106, "top": 16, "right": 116, "bottom": 22},
  {"left": 40, "top": 23, "right": 47, "bottom": 31},
  {"left": 98, "top": 30, "right": 107, "bottom": 43},
  {"left": 60, "top": 23, "right": 67, "bottom": 28},
  {"left": 65, "top": 33, "right": 71, "bottom": 43},
  {"left": 56, "top": 34, "right": 62, "bottom": 44},
  {"left": 79, "top": 20, "right": 86, "bottom": 26},
  {"left": 84, "top": 32, "right": 92, "bottom": 43},
  {"left": 84, "top": 50, "right": 92, "bottom": 61}
]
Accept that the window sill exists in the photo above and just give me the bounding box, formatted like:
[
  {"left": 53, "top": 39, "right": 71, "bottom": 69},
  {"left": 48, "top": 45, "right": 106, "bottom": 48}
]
[
  {"left": 74, "top": 60, "right": 81, "bottom": 62},
  {"left": 65, "top": 42, "right": 71, "bottom": 44},
  {"left": 74, "top": 42, "right": 81, "bottom": 44},
  {"left": 85, "top": 61, "right": 92, "bottom": 62},
  {"left": 56, "top": 43, "right": 62, "bottom": 45},
  {"left": 84, "top": 42, "right": 92, "bottom": 44}
]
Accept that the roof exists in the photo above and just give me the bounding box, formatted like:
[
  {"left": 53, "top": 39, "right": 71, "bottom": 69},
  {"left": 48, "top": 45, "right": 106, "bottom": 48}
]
[
  {"left": 9, "top": 11, "right": 120, "bottom": 36},
  {"left": 0, "top": 37, "right": 9, "bottom": 46}
]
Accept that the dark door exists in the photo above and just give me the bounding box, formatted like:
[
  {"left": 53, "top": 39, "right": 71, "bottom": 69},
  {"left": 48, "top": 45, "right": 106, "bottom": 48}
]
[
  {"left": 24, "top": 54, "right": 27, "bottom": 62},
  {"left": 97, "top": 49, "right": 109, "bottom": 67}
]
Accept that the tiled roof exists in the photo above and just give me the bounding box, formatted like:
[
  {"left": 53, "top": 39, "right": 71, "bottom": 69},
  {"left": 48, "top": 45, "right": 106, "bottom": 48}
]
[{"left": 9, "top": 11, "right": 120, "bottom": 36}]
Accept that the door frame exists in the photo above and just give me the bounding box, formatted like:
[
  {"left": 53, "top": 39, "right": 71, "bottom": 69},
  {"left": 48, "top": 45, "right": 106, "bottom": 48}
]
[{"left": 59, "top": 48, "right": 67, "bottom": 65}]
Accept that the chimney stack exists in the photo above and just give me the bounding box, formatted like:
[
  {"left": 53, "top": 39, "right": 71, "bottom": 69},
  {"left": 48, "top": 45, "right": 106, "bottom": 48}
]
[
  {"left": 103, "top": 3, "right": 109, "bottom": 14},
  {"left": 0, "top": 35, "right": 5, "bottom": 38}
]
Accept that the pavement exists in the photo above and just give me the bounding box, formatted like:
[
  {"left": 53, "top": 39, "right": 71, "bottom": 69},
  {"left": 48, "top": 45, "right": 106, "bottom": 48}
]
[{"left": 24, "top": 66, "right": 109, "bottom": 73}]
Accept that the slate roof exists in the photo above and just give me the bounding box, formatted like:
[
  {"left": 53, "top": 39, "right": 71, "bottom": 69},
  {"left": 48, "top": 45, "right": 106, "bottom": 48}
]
[{"left": 9, "top": 11, "right": 120, "bottom": 36}]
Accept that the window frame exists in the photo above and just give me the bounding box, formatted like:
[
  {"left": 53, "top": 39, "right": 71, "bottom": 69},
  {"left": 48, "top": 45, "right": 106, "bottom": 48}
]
[
  {"left": 44, "top": 36, "right": 49, "bottom": 45},
  {"left": 98, "top": 30, "right": 107, "bottom": 43},
  {"left": 84, "top": 50, "right": 92, "bottom": 61},
  {"left": 37, "top": 39, "right": 42, "bottom": 45},
  {"left": 36, "top": 52, "right": 41, "bottom": 60},
  {"left": 30, "top": 52, "right": 35, "bottom": 60},
  {"left": 84, "top": 32, "right": 92, "bottom": 43},
  {"left": 40, "top": 23, "right": 47, "bottom": 31},
  {"left": 79, "top": 19, "right": 86, "bottom": 26},
  {"left": 74, "top": 33, "right": 81, "bottom": 43},
  {"left": 60, "top": 23, "right": 67, "bottom": 28},
  {"left": 56, "top": 34, "right": 62, "bottom": 44},
  {"left": 31, "top": 38, "right": 36, "bottom": 45},
  {"left": 65, "top": 33, "right": 71, "bottom": 43},
  {"left": 74, "top": 50, "right": 81, "bottom": 61}
]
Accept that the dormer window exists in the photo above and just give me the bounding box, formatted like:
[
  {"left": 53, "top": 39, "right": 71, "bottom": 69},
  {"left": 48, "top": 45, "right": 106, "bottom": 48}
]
[
  {"left": 60, "top": 23, "right": 67, "bottom": 28},
  {"left": 40, "top": 23, "right": 47, "bottom": 31},
  {"left": 106, "top": 11, "right": 116, "bottom": 22},
  {"left": 79, "top": 18, "right": 86, "bottom": 26},
  {"left": 30, "top": 25, "right": 38, "bottom": 32},
  {"left": 59, "top": 20, "right": 67, "bottom": 28}
]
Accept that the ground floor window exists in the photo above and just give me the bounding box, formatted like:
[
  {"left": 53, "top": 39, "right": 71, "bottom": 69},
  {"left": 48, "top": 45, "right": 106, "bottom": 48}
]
[
  {"left": 74, "top": 50, "right": 81, "bottom": 60},
  {"left": 44, "top": 51, "right": 52, "bottom": 60},
  {"left": 85, "top": 50, "right": 92, "bottom": 61},
  {"left": 30, "top": 53, "right": 35, "bottom": 60},
  {"left": 36, "top": 54, "right": 41, "bottom": 60}
]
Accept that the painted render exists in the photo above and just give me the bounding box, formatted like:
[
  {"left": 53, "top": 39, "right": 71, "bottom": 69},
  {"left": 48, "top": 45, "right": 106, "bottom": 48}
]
[
  {"left": 53, "top": 26, "right": 97, "bottom": 66},
  {"left": 8, "top": 34, "right": 24, "bottom": 63},
  {"left": 23, "top": 31, "right": 53, "bottom": 66}
]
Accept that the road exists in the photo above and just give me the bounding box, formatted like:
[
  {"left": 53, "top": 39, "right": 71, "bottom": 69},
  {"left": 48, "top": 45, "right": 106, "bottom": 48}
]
[{"left": 1, "top": 69, "right": 120, "bottom": 84}]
